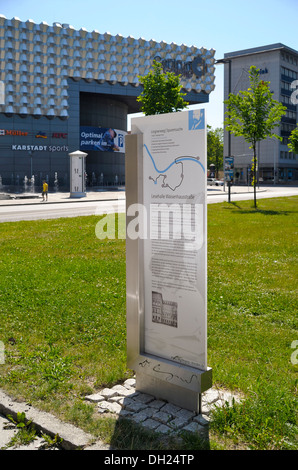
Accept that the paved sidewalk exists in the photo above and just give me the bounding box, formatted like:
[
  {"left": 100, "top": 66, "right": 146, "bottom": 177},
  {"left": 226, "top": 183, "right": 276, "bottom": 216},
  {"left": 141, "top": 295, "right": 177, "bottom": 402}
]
[{"left": 0, "top": 188, "right": 125, "bottom": 206}]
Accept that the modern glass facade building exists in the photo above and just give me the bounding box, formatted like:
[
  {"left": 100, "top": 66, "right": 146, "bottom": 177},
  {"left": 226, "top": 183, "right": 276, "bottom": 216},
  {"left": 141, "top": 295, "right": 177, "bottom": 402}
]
[
  {"left": 0, "top": 15, "right": 216, "bottom": 190},
  {"left": 221, "top": 43, "right": 298, "bottom": 183}
]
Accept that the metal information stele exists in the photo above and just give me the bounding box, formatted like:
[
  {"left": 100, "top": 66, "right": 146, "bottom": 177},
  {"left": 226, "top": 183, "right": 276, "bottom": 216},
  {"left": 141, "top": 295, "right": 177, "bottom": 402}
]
[{"left": 125, "top": 110, "right": 212, "bottom": 413}]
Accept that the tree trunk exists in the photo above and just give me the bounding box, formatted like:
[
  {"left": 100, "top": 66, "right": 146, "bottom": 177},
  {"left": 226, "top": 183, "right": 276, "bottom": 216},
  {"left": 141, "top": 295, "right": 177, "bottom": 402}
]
[{"left": 253, "top": 143, "right": 257, "bottom": 208}]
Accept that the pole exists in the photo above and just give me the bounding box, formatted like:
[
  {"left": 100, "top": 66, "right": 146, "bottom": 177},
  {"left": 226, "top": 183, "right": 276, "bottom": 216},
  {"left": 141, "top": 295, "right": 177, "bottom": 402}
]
[
  {"left": 253, "top": 144, "right": 257, "bottom": 208},
  {"left": 223, "top": 156, "right": 226, "bottom": 192},
  {"left": 215, "top": 58, "right": 232, "bottom": 194},
  {"left": 29, "top": 151, "right": 33, "bottom": 177}
]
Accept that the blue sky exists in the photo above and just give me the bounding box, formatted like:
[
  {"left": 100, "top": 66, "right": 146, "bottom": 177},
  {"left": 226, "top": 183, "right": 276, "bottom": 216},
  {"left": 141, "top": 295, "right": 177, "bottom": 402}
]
[{"left": 0, "top": 0, "right": 297, "bottom": 128}]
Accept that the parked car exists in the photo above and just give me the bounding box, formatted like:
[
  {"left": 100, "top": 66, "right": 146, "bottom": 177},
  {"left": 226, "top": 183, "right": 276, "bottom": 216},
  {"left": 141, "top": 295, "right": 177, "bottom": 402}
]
[{"left": 207, "top": 178, "right": 223, "bottom": 186}]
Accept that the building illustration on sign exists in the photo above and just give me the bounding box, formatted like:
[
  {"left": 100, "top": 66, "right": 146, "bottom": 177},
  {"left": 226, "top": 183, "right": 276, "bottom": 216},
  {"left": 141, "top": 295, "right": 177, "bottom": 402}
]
[{"left": 152, "top": 291, "right": 178, "bottom": 328}]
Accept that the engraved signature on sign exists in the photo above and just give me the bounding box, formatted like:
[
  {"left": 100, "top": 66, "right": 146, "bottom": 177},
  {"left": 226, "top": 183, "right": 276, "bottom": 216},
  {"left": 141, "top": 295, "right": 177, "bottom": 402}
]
[{"left": 138, "top": 359, "right": 199, "bottom": 385}]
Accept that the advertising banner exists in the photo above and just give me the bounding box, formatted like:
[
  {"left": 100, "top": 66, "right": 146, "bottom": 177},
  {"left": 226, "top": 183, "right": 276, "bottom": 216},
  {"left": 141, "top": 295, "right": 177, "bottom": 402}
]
[
  {"left": 131, "top": 109, "right": 207, "bottom": 371},
  {"left": 224, "top": 156, "right": 234, "bottom": 182},
  {"left": 80, "top": 126, "right": 126, "bottom": 153}
]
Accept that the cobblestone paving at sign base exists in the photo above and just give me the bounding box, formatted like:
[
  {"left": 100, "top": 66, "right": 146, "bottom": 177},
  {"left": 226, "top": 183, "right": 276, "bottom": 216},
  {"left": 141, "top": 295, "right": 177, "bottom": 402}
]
[
  {"left": 0, "top": 380, "right": 241, "bottom": 450},
  {"left": 85, "top": 378, "right": 241, "bottom": 437}
]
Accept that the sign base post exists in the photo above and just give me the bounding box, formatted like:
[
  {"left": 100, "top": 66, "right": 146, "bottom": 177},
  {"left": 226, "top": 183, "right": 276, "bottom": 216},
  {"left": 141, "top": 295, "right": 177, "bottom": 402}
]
[
  {"left": 132, "top": 354, "right": 212, "bottom": 413},
  {"left": 136, "top": 372, "right": 205, "bottom": 414}
]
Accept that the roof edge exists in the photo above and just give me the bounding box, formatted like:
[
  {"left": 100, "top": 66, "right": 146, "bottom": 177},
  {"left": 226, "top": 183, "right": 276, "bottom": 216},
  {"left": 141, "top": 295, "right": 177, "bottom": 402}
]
[{"left": 223, "top": 43, "right": 298, "bottom": 59}]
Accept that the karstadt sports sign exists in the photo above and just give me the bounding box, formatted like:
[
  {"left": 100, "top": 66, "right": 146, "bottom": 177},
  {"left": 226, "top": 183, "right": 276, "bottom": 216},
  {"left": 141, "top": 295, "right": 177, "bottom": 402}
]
[{"left": 11, "top": 144, "right": 68, "bottom": 152}]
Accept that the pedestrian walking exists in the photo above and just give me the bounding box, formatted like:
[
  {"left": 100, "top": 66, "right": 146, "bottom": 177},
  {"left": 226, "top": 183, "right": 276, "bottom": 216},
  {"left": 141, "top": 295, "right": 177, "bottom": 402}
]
[{"left": 42, "top": 180, "right": 48, "bottom": 201}]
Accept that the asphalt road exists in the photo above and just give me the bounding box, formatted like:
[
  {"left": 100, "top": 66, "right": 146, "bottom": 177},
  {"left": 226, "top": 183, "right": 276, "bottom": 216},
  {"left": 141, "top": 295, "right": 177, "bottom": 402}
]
[
  {"left": 0, "top": 199, "right": 126, "bottom": 223},
  {"left": 206, "top": 184, "right": 298, "bottom": 204},
  {"left": 0, "top": 185, "right": 297, "bottom": 223}
]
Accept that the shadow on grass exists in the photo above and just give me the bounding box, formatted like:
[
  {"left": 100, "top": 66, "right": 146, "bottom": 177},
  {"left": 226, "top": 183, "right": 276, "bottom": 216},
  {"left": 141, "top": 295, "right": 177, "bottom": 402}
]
[
  {"left": 108, "top": 395, "right": 211, "bottom": 451},
  {"left": 110, "top": 415, "right": 211, "bottom": 451},
  {"left": 223, "top": 202, "right": 296, "bottom": 216}
]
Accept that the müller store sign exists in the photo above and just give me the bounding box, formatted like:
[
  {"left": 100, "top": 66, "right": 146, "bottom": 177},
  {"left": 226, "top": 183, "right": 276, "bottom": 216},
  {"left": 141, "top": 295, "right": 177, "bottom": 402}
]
[
  {"left": 0, "top": 129, "right": 28, "bottom": 136},
  {"left": 1, "top": 129, "right": 68, "bottom": 139}
]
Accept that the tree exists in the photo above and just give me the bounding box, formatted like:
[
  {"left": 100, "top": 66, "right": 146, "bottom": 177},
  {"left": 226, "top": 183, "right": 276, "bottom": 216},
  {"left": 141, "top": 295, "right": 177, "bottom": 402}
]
[
  {"left": 207, "top": 126, "right": 223, "bottom": 176},
  {"left": 224, "top": 66, "right": 286, "bottom": 207},
  {"left": 288, "top": 125, "right": 298, "bottom": 154},
  {"left": 137, "top": 60, "right": 189, "bottom": 115}
]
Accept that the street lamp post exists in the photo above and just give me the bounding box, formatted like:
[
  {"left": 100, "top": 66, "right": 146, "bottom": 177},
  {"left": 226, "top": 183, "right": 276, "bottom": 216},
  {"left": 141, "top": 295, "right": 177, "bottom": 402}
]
[
  {"left": 215, "top": 58, "right": 232, "bottom": 194},
  {"left": 28, "top": 150, "right": 33, "bottom": 179}
]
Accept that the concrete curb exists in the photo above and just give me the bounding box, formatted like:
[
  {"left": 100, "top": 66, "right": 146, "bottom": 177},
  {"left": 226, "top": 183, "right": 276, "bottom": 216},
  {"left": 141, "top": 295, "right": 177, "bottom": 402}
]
[{"left": 0, "top": 389, "right": 109, "bottom": 450}]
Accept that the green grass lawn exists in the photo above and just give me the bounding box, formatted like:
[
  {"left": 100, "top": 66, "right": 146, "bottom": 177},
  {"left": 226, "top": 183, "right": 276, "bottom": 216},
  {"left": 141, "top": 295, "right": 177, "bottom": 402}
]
[{"left": 0, "top": 197, "right": 297, "bottom": 450}]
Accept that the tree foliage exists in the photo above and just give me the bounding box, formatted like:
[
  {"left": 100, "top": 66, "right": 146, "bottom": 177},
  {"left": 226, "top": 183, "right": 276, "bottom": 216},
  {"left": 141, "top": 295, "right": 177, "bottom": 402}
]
[
  {"left": 288, "top": 125, "right": 298, "bottom": 154},
  {"left": 137, "top": 60, "right": 189, "bottom": 115},
  {"left": 224, "top": 66, "right": 286, "bottom": 207},
  {"left": 207, "top": 126, "right": 224, "bottom": 174}
]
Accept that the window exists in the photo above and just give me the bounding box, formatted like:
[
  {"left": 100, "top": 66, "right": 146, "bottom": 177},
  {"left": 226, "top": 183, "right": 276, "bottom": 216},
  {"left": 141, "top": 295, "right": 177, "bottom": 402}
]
[
  {"left": 281, "top": 94, "right": 291, "bottom": 105},
  {"left": 285, "top": 109, "right": 297, "bottom": 120},
  {"left": 281, "top": 55, "right": 298, "bottom": 67},
  {"left": 281, "top": 66, "right": 298, "bottom": 80},
  {"left": 281, "top": 123, "right": 296, "bottom": 133},
  {"left": 281, "top": 80, "right": 292, "bottom": 91}
]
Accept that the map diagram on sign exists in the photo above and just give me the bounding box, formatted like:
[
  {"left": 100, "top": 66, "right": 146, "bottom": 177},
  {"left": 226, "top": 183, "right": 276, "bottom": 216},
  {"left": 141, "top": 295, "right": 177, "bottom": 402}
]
[{"left": 144, "top": 144, "right": 204, "bottom": 192}]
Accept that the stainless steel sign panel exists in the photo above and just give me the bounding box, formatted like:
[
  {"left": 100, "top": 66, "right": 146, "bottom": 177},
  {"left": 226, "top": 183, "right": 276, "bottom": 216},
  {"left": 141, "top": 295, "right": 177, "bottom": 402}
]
[{"left": 125, "top": 111, "right": 212, "bottom": 412}]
